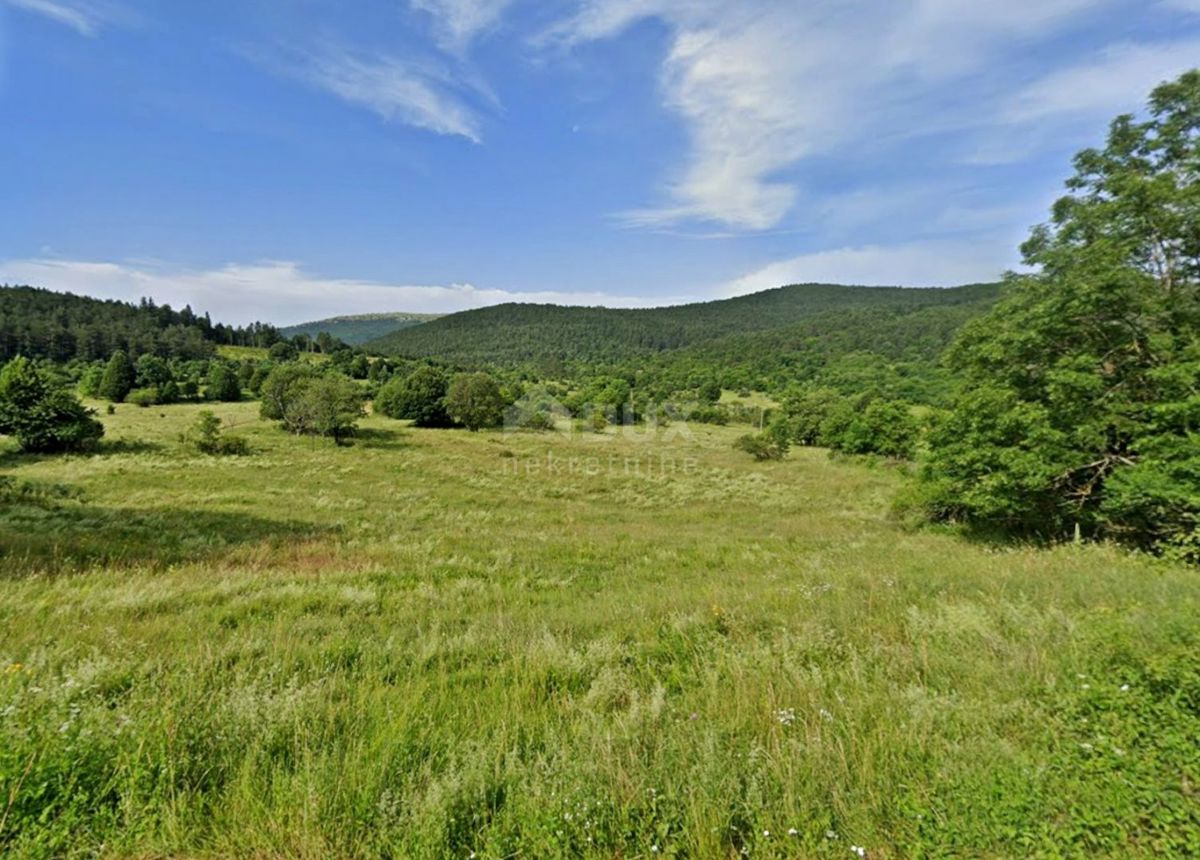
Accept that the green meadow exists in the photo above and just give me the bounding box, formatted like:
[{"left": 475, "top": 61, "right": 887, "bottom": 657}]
[{"left": 1, "top": 403, "right": 1197, "bottom": 858}]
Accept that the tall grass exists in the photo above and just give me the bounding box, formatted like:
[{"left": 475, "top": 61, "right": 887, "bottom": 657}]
[{"left": 1, "top": 403, "right": 1197, "bottom": 857}]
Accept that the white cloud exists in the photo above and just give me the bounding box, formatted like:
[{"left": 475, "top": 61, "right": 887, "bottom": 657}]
[
  {"left": 0, "top": 258, "right": 698, "bottom": 325},
  {"left": 3, "top": 0, "right": 111, "bottom": 36},
  {"left": 719, "top": 238, "right": 1019, "bottom": 299},
  {"left": 410, "top": 0, "right": 514, "bottom": 52},
  {"left": 549, "top": 0, "right": 1111, "bottom": 232},
  {"left": 1004, "top": 39, "right": 1200, "bottom": 123},
  {"left": 284, "top": 49, "right": 486, "bottom": 142}
]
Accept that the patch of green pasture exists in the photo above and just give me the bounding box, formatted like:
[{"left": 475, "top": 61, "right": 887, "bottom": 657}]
[{"left": 0, "top": 403, "right": 1196, "bottom": 858}]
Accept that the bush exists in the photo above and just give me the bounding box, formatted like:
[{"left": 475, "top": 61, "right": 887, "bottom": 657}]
[
  {"left": 735, "top": 433, "right": 787, "bottom": 461},
  {"left": 204, "top": 362, "right": 242, "bottom": 402},
  {"left": 181, "top": 411, "right": 250, "bottom": 456},
  {"left": 0, "top": 357, "right": 104, "bottom": 453},
  {"left": 260, "top": 366, "right": 364, "bottom": 443},
  {"left": 127, "top": 388, "right": 158, "bottom": 408},
  {"left": 375, "top": 366, "right": 452, "bottom": 427},
  {"left": 446, "top": 372, "right": 504, "bottom": 431},
  {"left": 827, "top": 399, "right": 918, "bottom": 459},
  {"left": 268, "top": 341, "right": 299, "bottom": 362}
]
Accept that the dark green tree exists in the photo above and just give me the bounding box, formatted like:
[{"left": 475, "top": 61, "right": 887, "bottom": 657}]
[
  {"left": 268, "top": 340, "right": 300, "bottom": 362},
  {"left": 0, "top": 357, "right": 104, "bottom": 453},
  {"left": 446, "top": 372, "right": 504, "bottom": 431},
  {"left": 920, "top": 70, "right": 1200, "bottom": 555},
  {"left": 98, "top": 350, "right": 135, "bottom": 402},
  {"left": 205, "top": 362, "right": 242, "bottom": 402},
  {"left": 374, "top": 366, "right": 452, "bottom": 427}
]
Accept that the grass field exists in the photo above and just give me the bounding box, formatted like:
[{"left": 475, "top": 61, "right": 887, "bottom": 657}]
[{"left": 1, "top": 403, "right": 1198, "bottom": 858}]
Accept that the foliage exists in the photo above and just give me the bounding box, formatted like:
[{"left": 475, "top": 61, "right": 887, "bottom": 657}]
[
  {"left": 180, "top": 410, "right": 250, "bottom": 456},
  {"left": 204, "top": 362, "right": 243, "bottom": 402},
  {"left": 445, "top": 372, "right": 505, "bottom": 431},
  {"left": 920, "top": 71, "right": 1200, "bottom": 553},
  {"left": 0, "top": 285, "right": 279, "bottom": 363},
  {"left": 127, "top": 387, "right": 159, "bottom": 408},
  {"left": 280, "top": 312, "right": 439, "bottom": 346},
  {"left": 0, "top": 357, "right": 104, "bottom": 453},
  {"left": 375, "top": 366, "right": 453, "bottom": 427},
  {"left": 734, "top": 433, "right": 788, "bottom": 460},
  {"left": 259, "top": 365, "right": 364, "bottom": 443},
  {"left": 827, "top": 399, "right": 919, "bottom": 459},
  {"left": 98, "top": 349, "right": 135, "bottom": 402},
  {"left": 268, "top": 340, "right": 299, "bottom": 362}
]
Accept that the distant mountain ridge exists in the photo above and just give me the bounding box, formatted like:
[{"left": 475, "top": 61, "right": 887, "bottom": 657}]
[
  {"left": 281, "top": 312, "right": 442, "bottom": 345},
  {"left": 364, "top": 282, "right": 1003, "bottom": 367}
]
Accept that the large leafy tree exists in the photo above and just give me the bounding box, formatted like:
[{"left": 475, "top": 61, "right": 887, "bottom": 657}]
[
  {"left": 445, "top": 372, "right": 505, "bottom": 431},
  {"left": 922, "top": 71, "right": 1200, "bottom": 557},
  {"left": 374, "top": 365, "right": 452, "bottom": 427},
  {"left": 0, "top": 357, "right": 104, "bottom": 453}
]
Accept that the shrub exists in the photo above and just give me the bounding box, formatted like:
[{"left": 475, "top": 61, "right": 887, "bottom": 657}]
[
  {"left": 127, "top": 388, "right": 158, "bottom": 408},
  {"left": 181, "top": 411, "right": 250, "bottom": 456},
  {"left": 204, "top": 362, "right": 242, "bottom": 402},
  {"left": 375, "top": 366, "right": 452, "bottom": 427},
  {"left": 735, "top": 433, "right": 787, "bottom": 461},
  {"left": 0, "top": 357, "right": 104, "bottom": 453},
  {"left": 260, "top": 366, "right": 364, "bottom": 443},
  {"left": 268, "top": 341, "right": 299, "bottom": 362},
  {"left": 827, "top": 399, "right": 918, "bottom": 459},
  {"left": 446, "top": 372, "right": 504, "bottom": 431}
]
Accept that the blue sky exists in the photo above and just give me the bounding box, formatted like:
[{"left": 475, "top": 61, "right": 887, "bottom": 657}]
[{"left": 2, "top": 0, "right": 1199, "bottom": 325}]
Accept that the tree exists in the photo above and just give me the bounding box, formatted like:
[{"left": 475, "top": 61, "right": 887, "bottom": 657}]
[
  {"left": 259, "top": 366, "right": 364, "bottom": 443},
  {"left": 827, "top": 399, "right": 918, "bottom": 459},
  {"left": 445, "top": 372, "right": 504, "bottom": 431},
  {"left": 920, "top": 70, "right": 1200, "bottom": 556},
  {"left": 205, "top": 362, "right": 242, "bottom": 402},
  {"left": 98, "top": 350, "right": 135, "bottom": 402},
  {"left": 291, "top": 375, "right": 365, "bottom": 444},
  {"left": 697, "top": 377, "right": 722, "bottom": 405},
  {"left": 374, "top": 366, "right": 452, "bottom": 427},
  {"left": 181, "top": 410, "right": 249, "bottom": 455},
  {"left": 259, "top": 364, "right": 315, "bottom": 423},
  {"left": 135, "top": 354, "right": 172, "bottom": 389},
  {"left": 0, "top": 357, "right": 104, "bottom": 453},
  {"left": 268, "top": 340, "right": 299, "bottom": 362}
]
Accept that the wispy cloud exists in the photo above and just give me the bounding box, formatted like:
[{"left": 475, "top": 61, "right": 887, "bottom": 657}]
[
  {"left": 548, "top": 0, "right": 1113, "bottom": 232},
  {"left": 252, "top": 46, "right": 486, "bottom": 142},
  {"left": 718, "top": 237, "right": 1019, "bottom": 299},
  {"left": 410, "top": 0, "right": 515, "bottom": 53},
  {"left": 1004, "top": 39, "right": 1200, "bottom": 123},
  {"left": 3, "top": 0, "right": 114, "bottom": 36},
  {"left": 0, "top": 258, "right": 698, "bottom": 325}
]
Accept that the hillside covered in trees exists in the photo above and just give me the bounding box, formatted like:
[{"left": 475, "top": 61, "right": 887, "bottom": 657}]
[
  {"left": 366, "top": 282, "right": 1001, "bottom": 366},
  {"left": 280, "top": 312, "right": 441, "bottom": 345},
  {"left": 0, "top": 285, "right": 281, "bottom": 362},
  {"left": 365, "top": 282, "right": 1003, "bottom": 400}
]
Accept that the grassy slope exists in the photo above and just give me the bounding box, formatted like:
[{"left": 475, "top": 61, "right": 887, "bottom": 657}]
[
  {"left": 1, "top": 403, "right": 1197, "bottom": 857},
  {"left": 281, "top": 314, "right": 441, "bottom": 346}
]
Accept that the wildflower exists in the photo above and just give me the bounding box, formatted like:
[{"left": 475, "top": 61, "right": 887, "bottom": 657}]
[
  {"left": 651, "top": 845, "right": 659, "bottom": 853},
  {"left": 1120, "top": 684, "right": 1130, "bottom": 692},
  {"left": 819, "top": 708, "right": 834, "bottom": 722},
  {"left": 851, "top": 846, "right": 866, "bottom": 858},
  {"left": 788, "top": 828, "right": 799, "bottom": 836},
  {"left": 1080, "top": 742, "right": 1094, "bottom": 751},
  {"left": 825, "top": 830, "right": 838, "bottom": 840},
  {"left": 776, "top": 708, "right": 796, "bottom": 726},
  {"left": 763, "top": 830, "right": 770, "bottom": 837},
  {"left": 5, "top": 662, "right": 23, "bottom": 674}
]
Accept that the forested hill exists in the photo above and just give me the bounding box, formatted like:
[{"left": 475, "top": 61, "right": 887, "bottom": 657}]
[
  {"left": 365, "top": 282, "right": 1003, "bottom": 367},
  {"left": 281, "top": 312, "right": 441, "bottom": 346},
  {"left": 0, "top": 285, "right": 280, "bottom": 363}
]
